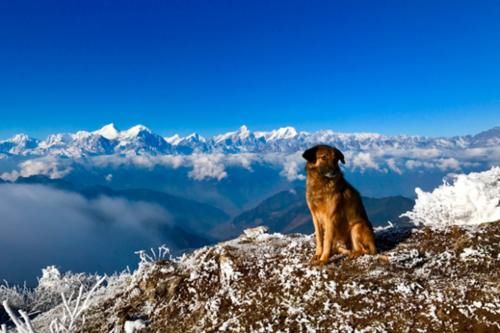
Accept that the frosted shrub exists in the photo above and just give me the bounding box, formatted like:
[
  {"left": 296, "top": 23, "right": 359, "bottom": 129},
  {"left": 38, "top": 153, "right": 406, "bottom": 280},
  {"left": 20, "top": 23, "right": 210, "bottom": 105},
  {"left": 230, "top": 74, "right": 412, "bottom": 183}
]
[
  {"left": 0, "top": 282, "right": 34, "bottom": 313},
  {"left": 2, "top": 277, "right": 105, "bottom": 333},
  {"left": 402, "top": 167, "right": 500, "bottom": 227},
  {"left": 32, "top": 266, "right": 100, "bottom": 313},
  {"left": 1, "top": 266, "right": 104, "bottom": 333}
]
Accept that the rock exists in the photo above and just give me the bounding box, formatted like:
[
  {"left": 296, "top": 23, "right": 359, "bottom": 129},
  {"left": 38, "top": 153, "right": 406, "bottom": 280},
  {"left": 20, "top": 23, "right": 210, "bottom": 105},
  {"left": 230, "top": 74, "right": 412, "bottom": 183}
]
[{"left": 242, "top": 226, "right": 269, "bottom": 238}]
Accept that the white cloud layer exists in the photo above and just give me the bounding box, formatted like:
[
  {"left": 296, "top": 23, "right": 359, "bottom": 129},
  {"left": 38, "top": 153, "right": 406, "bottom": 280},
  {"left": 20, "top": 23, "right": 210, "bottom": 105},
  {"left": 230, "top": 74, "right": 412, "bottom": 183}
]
[
  {"left": 1, "top": 157, "right": 72, "bottom": 181},
  {"left": 1, "top": 144, "right": 499, "bottom": 182}
]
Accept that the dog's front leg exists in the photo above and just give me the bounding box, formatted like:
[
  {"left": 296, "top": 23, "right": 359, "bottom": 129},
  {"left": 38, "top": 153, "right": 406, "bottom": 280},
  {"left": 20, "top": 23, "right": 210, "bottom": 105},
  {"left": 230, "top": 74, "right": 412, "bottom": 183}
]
[
  {"left": 310, "top": 214, "right": 323, "bottom": 264},
  {"left": 318, "top": 218, "right": 333, "bottom": 266},
  {"left": 317, "top": 196, "right": 341, "bottom": 266}
]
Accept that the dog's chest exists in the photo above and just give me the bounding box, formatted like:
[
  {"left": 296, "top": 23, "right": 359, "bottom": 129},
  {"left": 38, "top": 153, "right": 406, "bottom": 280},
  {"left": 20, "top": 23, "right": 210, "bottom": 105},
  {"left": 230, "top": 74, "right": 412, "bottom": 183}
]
[{"left": 306, "top": 179, "right": 338, "bottom": 206}]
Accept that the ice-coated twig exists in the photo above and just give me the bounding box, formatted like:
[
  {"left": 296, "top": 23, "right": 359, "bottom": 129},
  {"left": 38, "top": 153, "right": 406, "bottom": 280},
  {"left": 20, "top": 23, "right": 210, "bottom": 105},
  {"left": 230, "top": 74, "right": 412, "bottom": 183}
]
[
  {"left": 1, "top": 300, "right": 35, "bottom": 333},
  {"left": 135, "top": 245, "right": 171, "bottom": 264},
  {"left": 48, "top": 277, "right": 105, "bottom": 333},
  {"left": 1, "top": 324, "right": 8, "bottom": 333}
]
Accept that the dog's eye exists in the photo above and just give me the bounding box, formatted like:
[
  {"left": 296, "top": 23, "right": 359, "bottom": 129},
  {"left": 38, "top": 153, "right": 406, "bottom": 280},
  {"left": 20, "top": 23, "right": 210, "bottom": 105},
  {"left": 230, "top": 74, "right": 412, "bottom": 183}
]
[{"left": 321, "top": 156, "right": 328, "bottom": 160}]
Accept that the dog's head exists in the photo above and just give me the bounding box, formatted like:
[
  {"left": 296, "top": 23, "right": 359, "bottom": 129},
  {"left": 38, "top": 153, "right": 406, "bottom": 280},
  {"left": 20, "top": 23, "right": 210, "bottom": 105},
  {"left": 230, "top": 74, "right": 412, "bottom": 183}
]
[{"left": 302, "top": 145, "right": 345, "bottom": 178}]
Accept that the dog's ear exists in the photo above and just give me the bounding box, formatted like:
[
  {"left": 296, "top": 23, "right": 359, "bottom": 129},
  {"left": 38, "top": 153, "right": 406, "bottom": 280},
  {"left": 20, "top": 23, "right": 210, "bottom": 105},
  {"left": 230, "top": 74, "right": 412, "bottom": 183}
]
[
  {"left": 302, "top": 146, "right": 318, "bottom": 163},
  {"left": 333, "top": 147, "right": 345, "bottom": 164}
]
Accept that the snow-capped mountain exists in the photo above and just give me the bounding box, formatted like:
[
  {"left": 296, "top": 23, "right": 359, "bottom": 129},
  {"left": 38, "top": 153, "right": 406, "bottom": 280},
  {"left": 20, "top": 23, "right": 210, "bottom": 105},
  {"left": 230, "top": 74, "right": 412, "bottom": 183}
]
[
  {"left": 212, "top": 125, "right": 267, "bottom": 153},
  {"left": 0, "top": 134, "right": 39, "bottom": 156},
  {"left": 166, "top": 132, "right": 208, "bottom": 154},
  {"left": 113, "top": 125, "right": 172, "bottom": 154},
  {"left": 1, "top": 123, "right": 498, "bottom": 157},
  {"left": 470, "top": 126, "right": 500, "bottom": 147},
  {"left": 0, "top": 124, "right": 498, "bottom": 191},
  {"left": 256, "top": 126, "right": 300, "bottom": 141}
]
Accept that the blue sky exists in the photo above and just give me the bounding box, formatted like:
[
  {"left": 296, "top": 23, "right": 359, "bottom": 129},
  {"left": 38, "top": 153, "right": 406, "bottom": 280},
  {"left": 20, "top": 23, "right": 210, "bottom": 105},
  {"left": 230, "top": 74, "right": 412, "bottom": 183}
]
[{"left": 0, "top": 0, "right": 499, "bottom": 139}]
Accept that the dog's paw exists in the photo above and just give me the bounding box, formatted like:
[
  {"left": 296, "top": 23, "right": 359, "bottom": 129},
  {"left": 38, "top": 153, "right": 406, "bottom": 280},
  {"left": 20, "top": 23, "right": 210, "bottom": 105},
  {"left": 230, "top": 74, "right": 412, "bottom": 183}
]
[
  {"left": 316, "top": 257, "right": 330, "bottom": 266},
  {"left": 309, "top": 255, "right": 320, "bottom": 265}
]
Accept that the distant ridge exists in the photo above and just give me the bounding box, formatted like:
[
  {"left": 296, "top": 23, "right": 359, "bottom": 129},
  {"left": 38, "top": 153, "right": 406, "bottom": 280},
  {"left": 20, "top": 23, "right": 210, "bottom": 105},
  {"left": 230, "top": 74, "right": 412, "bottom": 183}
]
[{"left": 1, "top": 124, "right": 498, "bottom": 157}]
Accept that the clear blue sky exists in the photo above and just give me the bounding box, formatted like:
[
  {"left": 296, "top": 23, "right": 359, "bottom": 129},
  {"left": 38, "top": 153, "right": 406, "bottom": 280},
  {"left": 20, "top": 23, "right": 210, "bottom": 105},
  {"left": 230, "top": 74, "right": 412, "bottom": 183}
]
[{"left": 0, "top": 0, "right": 499, "bottom": 139}]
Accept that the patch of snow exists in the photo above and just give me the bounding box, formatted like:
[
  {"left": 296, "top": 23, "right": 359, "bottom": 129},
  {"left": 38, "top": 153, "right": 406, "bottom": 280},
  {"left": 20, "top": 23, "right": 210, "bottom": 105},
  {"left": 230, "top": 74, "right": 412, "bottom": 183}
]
[
  {"left": 124, "top": 319, "right": 146, "bottom": 333},
  {"left": 460, "top": 247, "right": 487, "bottom": 260},
  {"left": 219, "top": 255, "right": 241, "bottom": 288}
]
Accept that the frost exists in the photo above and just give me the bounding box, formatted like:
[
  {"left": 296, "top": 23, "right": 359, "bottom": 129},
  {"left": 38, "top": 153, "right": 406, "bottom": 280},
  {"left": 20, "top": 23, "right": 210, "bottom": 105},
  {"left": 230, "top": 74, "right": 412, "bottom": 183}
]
[
  {"left": 124, "top": 319, "right": 146, "bottom": 333},
  {"left": 460, "top": 247, "right": 487, "bottom": 260},
  {"left": 402, "top": 167, "right": 500, "bottom": 227},
  {"left": 219, "top": 256, "right": 241, "bottom": 288}
]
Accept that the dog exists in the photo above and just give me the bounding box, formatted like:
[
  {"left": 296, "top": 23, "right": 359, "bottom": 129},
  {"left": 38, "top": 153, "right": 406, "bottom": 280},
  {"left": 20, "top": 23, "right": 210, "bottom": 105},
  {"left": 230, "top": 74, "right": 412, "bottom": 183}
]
[{"left": 303, "top": 145, "right": 377, "bottom": 266}]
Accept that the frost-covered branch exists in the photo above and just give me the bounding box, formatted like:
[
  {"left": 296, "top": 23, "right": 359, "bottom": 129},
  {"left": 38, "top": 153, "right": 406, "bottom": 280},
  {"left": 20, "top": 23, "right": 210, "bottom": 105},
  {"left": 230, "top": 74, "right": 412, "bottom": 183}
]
[
  {"left": 135, "top": 245, "right": 171, "bottom": 264},
  {"left": 48, "top": 277, "right": 105, "bottom": 333},
  {"left": 1, "top": 300, "right": 35, "bottom": 333},
  {"left": 2, "top": 276, "right": 105, "bottom": 333}
]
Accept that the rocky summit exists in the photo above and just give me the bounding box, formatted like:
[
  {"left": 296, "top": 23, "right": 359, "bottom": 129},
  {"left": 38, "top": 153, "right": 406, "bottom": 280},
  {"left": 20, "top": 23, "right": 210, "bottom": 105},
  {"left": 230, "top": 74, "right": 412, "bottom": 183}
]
[{"left": 27, "top": 220, "right": 499, "bottom": 333}]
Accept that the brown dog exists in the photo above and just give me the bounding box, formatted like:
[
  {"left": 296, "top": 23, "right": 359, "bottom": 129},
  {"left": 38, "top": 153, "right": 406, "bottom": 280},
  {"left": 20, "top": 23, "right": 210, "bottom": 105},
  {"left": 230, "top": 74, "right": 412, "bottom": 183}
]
[{"left": 303, "top": 145, "right": 376, "bottom": 266}]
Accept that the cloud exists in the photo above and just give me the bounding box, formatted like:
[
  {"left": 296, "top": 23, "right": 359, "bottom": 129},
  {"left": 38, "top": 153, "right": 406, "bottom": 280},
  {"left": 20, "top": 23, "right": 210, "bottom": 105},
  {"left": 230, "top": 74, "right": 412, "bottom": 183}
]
[
  {"left": 279, "top": 152, "right": 306, "bottom": 181},
  {"left": 350, "top": 152, "right": 380, "bottom": 172},
  {"left": 2, "top": 142, "right": 499, "bottom": 184},
  {"left": 386, "top": 158, "right": 402, "bottom": 175},
  {"left": 92, "top": 153, "right": 256, "bottom": 181},
  {"left": 0, "top": 184, "right": 172, "bottom": 283},
  {"left": 436, "top": 158, "right": 461, "bottom": 171},
  {"left": 1, "top": 156, "right": 72, "bottom": 181},
  {"left": 405, "top": 159, "right": 435, "bottom": 170},
  {"left": 224, "top": 153, "right": 255, "bottom": 171},
  {"left": 92, "top": 153, "right": 185, "bottom": 169},
  {"left": 188, "top": 153, "right": 227, "bottom": 180}
]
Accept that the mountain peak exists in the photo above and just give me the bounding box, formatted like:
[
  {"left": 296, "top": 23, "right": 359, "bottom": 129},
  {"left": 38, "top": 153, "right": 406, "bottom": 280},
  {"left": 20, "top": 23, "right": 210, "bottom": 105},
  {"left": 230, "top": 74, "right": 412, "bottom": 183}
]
[
  {"left": 268, "top": 126, "right": 298, "bottom": 140},
  {"left": 186, "top": 132, "right": 205, "bottom": 142},
  {"left": 237, "top": 125, "right": 251, "bottom": 139},
  {"left": 94, "top": 123, "right": 119, "bottom": 140},
  {"left": 9, "top": 133, "right": 32, "bottom": 144},
  {"left": 121, "top": 124, "right": 151, "bottom": 138},
  {"left": 165, "top": 134, "right": 182, "bottom": 145}
]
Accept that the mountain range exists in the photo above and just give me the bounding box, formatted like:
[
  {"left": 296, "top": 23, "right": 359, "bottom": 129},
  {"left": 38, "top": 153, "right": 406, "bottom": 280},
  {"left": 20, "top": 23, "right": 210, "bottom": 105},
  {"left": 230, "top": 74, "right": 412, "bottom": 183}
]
[{"left": 0, "top": 124, "right": 499, "bottom": 157}]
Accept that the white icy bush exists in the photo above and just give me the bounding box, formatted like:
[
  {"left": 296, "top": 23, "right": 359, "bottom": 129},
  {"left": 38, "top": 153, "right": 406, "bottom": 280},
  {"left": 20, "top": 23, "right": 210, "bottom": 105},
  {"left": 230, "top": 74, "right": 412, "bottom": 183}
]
[
  {"left": 0, "top": 282, "right": 34, "bottom": 313},
  {"left": 402, "top": 167, "right": 500, "bottom": 227},
  {"left": 1, "top": 266, "right": 105, "bottom": 333},
  {"left": 32, "top": 266, "right": 101, "bottom": 313},
  {"left": 2, "top": 276, "right": 105, "bottom": 333}
]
